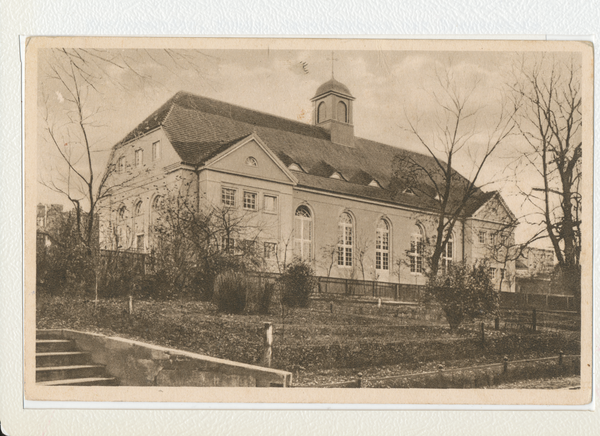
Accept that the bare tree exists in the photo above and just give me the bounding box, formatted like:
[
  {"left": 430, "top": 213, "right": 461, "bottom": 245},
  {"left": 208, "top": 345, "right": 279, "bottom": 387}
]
[
  {"left": 509, "top": 54, "right": 582, "bottom": 301},
  {"left": 392, "top": 63, "right": 516, "bottom": 275}
]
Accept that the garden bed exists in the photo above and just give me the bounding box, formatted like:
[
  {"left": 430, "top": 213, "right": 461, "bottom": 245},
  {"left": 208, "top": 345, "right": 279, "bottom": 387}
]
[{"left": 37, "top": 295, "right": 580, "bottom": 386}]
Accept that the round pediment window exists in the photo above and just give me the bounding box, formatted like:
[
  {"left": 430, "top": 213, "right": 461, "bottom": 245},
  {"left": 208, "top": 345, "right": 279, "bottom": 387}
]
[{"left": 245, "top": 156, "right": 258, "bottom": 167}]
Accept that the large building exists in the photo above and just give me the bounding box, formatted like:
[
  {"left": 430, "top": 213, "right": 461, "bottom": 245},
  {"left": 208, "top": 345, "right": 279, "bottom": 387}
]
[{"left": 99, "top": 77, "right": 516, "bottom": 292}]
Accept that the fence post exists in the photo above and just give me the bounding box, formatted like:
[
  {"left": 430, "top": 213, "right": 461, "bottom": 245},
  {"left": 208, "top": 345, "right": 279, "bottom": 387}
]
[
  {"left": 503, "top": 356, "right": 509, "bottom": 374},
  {"left": 437, "top": 364, "right": 445, "bottom": 388},
  {"left": 395, "top": 284, "right": 399, "bottom": 301},
  {"left": 532, "top": 309, "right": 537, "bottom": 332},
  {"left": 494, "top": 317, "right": 500, "bottom": 331},
  {"left": 128, "top": 295, "right": 134, "bottom": 315},
  {"left": 480, "top": 322, "right": 485, "bottom": 348},
  {"left": 373, "top": 281, "right": 376, "bottom": 297},
  {"left": 559, "top": 350, "right": 564, "bottom": 366},
  {"left": 263, "top": 322, "right": 273, "bottom": 368},
  {"left": 357, "top": 372, "right": 363, "bottom": 388},
  {"left": 378, "top": 298, "right": 381, "bottom": 309},
  {"left": 330, "top": 301, "right": 334, "bottom": 313}
]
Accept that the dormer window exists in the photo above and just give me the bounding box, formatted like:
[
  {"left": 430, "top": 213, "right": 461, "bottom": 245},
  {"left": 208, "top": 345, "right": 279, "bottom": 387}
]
[
  {"left": 288, "top": 163, "right": 304, "bottom": 172},
  {"left": 152, "top": 141, "right": 161, "bottom": 161},
  {"left": 434, "top": 193, "right": 441, "bottom": 201},
  {"left": 402, "top": 187, "right": 415, "bottom": 195},
  {"left": 369, "top": 179, "right": 382, "bottom": 188},
  {"left": 330, "top": 171, "right": 346, "bottom": 181},
  {"left": 245, "top": 156, "right": 258, "bottom": 167}
]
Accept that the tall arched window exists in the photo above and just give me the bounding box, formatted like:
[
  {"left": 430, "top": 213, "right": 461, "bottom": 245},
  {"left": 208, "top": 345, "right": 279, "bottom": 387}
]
[
  {"left": 116, "top": 206, "right": 130, "bottom": 249},
  {"left": 317, "top": 102, "right": 327, "bottom": 123},
  {"left": 376, "top": 219, "right": 390, "bottom": 271},
  {"left": 337, "top": 212, "right": 353, "bottom": 267},
  {"left": 442, "top": 233, "right": 454, "bottom": 273},
  {"left": 409, "top": 224, "right": 424, "bottom": 274},
  {"left": 150, "top": 196, "right": 163, "bottom": 231},
  {"left": 337, "top": 101, "right": 347, "bottom": 122},
  {"left": 294, "top": 206, "right": 313, "bottom": 261},
  {"left": 133, "top": 201, "right": 145, "bottom": 251}
]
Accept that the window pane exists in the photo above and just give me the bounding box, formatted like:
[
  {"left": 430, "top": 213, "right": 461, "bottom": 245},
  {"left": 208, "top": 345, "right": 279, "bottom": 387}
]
[{"left": 376, "top": 252, "right": 381, "bottom": 269}]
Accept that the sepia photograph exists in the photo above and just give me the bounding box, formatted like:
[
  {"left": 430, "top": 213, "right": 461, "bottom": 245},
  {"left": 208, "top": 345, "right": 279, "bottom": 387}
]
[{"left": 24, "top": 38, "right": 592, "bottom": 404}]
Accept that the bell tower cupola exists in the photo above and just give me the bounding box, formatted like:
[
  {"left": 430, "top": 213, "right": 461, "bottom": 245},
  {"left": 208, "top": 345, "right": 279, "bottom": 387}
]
[{"left": 311, "top": 76, "right": 355, "bottom": 147}]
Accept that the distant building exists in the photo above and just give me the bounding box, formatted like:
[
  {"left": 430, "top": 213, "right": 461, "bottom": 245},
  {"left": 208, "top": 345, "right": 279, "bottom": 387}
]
[
  {"left": 515, "top": 247, "right": 555, "bottom": 278},
  {"left": 36, "top": 204, "right": 65, "bottom": 248},
  {"left": 515, "top": 247, "right": 558, "bottom": 295},
  {"left": 98, "top": 77, "right": 516, "bottom": 291}
]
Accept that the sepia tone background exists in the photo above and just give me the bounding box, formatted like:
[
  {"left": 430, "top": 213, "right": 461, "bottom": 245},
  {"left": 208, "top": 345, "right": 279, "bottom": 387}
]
[{"left": 2, "top": 2, "right": 599, "bottom": 436}]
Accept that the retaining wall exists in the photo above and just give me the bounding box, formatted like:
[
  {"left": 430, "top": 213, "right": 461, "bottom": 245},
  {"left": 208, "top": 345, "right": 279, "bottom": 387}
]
[{"left": 38, "top": 329, "right": 292, "bottom": 387}]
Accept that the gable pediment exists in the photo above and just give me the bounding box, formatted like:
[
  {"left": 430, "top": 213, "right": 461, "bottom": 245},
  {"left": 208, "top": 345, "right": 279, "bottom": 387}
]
[
  {"left": 203, "top": 134, "right": 298, "bottom": 185},
  {"left": 471, "top": 193, "right": 516, "bottom": 223}
]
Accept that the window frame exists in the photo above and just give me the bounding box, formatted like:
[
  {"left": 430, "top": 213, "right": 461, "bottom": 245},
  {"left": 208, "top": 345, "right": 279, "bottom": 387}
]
[
  {"left": 294, "top": 205, "right": 313, "bottom": 261},
  {"left": 135, "top": 149, "right": 143, "bottom": 168},
  {"left": 409, "top": 225, "right": 424, "bottom": 275},
  {"left": 243, "top": 190, "right": 258, "bottom": 211},
  {"left": 152, "top": 140, "right": 161, "bottom": 161},
  {"left": 263, "top": 194, "right": 278, "bottom": 214},
  {"left": 442, "top": 233, "right": 454, "bottom": 273},
  {"left": 337, "top": 212, "right": 354, "bottom": 268},
  {"left": 478, "top": 230, "right": 487, "bottom": 245},
  {"left": 375, "top": 218, "right": 390, "bottom": 271},
  {"left": 221, "top": 186, "right": 237, "bottom": 207},
  {"left": 264, "top": 242, "right": 277, "bottom": 260}
]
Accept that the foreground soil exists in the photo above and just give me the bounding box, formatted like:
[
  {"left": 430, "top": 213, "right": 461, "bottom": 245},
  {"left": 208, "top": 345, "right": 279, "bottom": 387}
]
[{"left": 37, "top": 295, "right": 580, "bottom": 386}]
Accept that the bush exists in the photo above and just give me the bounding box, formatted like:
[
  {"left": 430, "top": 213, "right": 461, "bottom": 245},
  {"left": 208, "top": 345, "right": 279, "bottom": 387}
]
[
  {"left": 425, "top": 262, "right": 498, "bottom": 331},
  {"left": 213, "top": 271, "right": 248, "bottom": 314},
  {"left": 278, "top": 260, "right": 316, "bottom": 308}
]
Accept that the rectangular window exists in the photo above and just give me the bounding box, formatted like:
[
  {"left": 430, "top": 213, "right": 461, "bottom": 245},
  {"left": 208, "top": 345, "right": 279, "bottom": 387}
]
[
  {"left": 135, "top": 149, "right": 143, "bottom": 168},
  {"left": 117, "top": 156, "right": 126, "bottom": 174},
  {"left": 222, "top": 236, "right": 235, "bottom": 252},
  {"left": 491, "top": 268, "right": 496, "bottom": 279},
  {"left": 478, "top": 231, "right": 486, "bottom": 244},
  {"left": 136, "top": 234, "right": 145, "bottom": 251},
  {"left": 221, "top": 187, "right": 236, "bottom": 206},
  {"left": 152, "top": 140, "right": 161, "bottom": 161},
  {"left": 264, "top": 242, "right": 277, "bottom": 259},
  {"left": 263, "top": 195, "right": 277, "bottom": 213},
  {"left": 243, "top": 191, "right": 257, "bottom": 210},
  {"left": 500, "top": 268, "right": 505, "bottom": 280}
]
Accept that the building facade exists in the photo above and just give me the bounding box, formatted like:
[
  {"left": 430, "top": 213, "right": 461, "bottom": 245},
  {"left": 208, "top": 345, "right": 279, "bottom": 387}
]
[{"left": 99, "top": 78, "right": 516, "bottom": 292}]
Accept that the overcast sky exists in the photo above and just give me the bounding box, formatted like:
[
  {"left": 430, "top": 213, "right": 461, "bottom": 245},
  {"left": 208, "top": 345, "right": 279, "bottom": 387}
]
[{"left": 36, "top": 47, "right": 582, "bottom": 248}]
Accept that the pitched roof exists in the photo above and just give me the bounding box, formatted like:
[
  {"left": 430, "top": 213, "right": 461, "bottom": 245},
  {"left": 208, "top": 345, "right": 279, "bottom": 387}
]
[{"left": 115, "top": 91, "right": 501, "bottom": 217}]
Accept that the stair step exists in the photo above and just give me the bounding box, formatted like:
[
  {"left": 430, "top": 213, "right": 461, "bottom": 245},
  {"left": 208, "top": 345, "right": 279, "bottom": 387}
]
[
  {"left": 38, "top": 376, "right": 119, "bottom": 386},
  {"left": 36, "top": 351, "right": 92, "bottom": 367},
  {"left": 36, "top": 339, "right": 76, "bottom": 353},
  {"left": 36, "top": 364, "right": 106, "bottom": 382},
  {"left": 36, "top": 330, "right": 65, "bottom": 340}
]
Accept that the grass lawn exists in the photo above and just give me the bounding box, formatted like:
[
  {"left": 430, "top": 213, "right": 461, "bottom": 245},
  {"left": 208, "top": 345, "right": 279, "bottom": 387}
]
[{"left": 37, "top": 295, "right": 580, "bottom": 386}]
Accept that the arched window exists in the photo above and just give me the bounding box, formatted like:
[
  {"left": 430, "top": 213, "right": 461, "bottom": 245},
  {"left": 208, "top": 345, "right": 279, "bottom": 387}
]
[
  {"left": 442, "top": 233, "right": 453, "bottom": 273},
  {"left": 337, "top": 212, "right": 353, "bottom": 267},
  {"left": 317, "top": 102, "right": 327, "bottom": 123},
  {"left": 376, "top": 219, "right": 390, "bottom": 271},
  {"left": 337, "top": 101, "right": 347, "bottom": 122},
  {"left": 409, "top": 224, "right": 424, "bottom": 274},
  {"left": 116, "top": 206, "right": 130, "bottom": 249},
  {"left": 294, "top": 206, "right": 313, "bottom": 261},
  {"left": 133, "top": 201, "right": 145, "bottom": 251},
  {"left": 150, "top": 196, "right": 163, "bottom": 229}
]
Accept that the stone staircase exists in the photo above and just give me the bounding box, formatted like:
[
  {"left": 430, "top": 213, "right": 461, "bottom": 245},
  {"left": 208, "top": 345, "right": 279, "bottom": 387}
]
[{"left": 36, "top": 331, "right": 119, "bottom": 386}]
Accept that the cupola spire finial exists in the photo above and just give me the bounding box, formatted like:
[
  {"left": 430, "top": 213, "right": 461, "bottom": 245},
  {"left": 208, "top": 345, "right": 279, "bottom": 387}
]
[{"left": 328, "top": 50, "right": 338, "bottom": 78}]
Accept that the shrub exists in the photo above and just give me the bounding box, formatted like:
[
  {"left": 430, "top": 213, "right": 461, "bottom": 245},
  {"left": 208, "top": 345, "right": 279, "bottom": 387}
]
[
  {"left": 258, "top": 281, "right": 276, "bottom": 314},
  {"left": 278, "top": 260, "right": 316, "bottom": 308},
  {"left": 213, "top": 271, "right": 248, "bottom": 314},
  {"left": 425, "top": 261, "right": 498, "bottom": 331}
]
